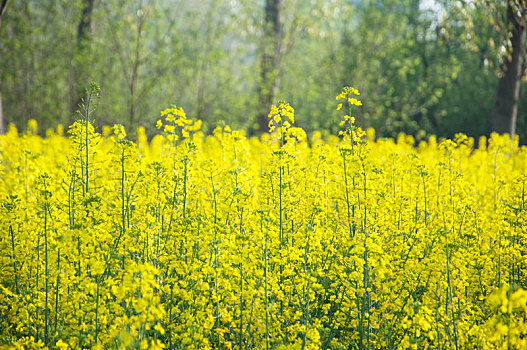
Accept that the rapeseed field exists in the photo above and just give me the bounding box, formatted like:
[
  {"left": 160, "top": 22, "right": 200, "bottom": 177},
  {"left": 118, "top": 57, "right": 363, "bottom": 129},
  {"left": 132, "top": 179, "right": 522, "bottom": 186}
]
[{"left": 1, "top": 86, "right": 526, "bottom": 349}]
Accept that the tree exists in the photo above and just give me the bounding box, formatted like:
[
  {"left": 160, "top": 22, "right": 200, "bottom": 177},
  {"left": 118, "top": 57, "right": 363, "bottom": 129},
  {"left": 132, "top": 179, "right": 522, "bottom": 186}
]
[
  {"left": 71, "top": 0, "right": 95, "bottom": 118},
  {"left": 100, "top": 0, "right": 152, "bottom": 131},
  {"left": 334, "top": 0, "right": 460, "bottom": 139},
  {"left": 0, "top": 1, "right": 79, "bottom": 133},
  {"left": 491, "top": 0, "right": 526, "bottom": 136},
  {"left": 0, "top": 0, "right": 9, "bottom": 134},
  {"left": 256, "top": 0, "right": 282, "bottom": 133}
]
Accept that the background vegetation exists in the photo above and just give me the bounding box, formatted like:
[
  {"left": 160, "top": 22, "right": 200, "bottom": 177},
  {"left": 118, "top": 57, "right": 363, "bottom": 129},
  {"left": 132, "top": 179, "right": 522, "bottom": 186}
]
[{"left": 0, "top": 0, "right": 526, "bottom": 142}]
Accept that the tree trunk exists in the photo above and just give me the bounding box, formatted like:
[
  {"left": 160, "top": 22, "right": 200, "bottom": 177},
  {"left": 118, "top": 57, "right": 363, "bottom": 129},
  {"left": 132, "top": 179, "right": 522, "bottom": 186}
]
[
  {"left": 491, "top": 1, "right": 526, "bottom": 137},
  {"left": 256, "top": 0, "right": 282, "bottom": 133},
  {"left": 0, "top": 0, "right": 7, "bottom": 26},
  {"left": 0, "top": 0, "right": 9, "bottom": 134},
  {"left": 128, "top": 7, "right": 145, "bottom": 132},
  {"left": 71, "top": 0, "right": 94, "bottom": 117}
]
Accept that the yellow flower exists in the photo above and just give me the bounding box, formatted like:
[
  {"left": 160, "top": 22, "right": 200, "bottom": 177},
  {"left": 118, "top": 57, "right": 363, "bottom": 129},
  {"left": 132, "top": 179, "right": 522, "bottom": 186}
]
[
  {"left": 164, "top": 124, "right": 175, "bottom": 133},
  {"left": 191, "top": 119, "right": 203, "bottom": 131},
  {"left": 154, "top": 323, "right": 166, "bottom": 335},
  {"left": 336, "top": 86, "right": 361, "bottom": 100},
  {"left": 112, "top": 124, "right": 127, "bottom": 138},
  {"left": 267, "top": 105, "right": 278, "bottom": 119},
  {"left": 56, "top": 339, "right": 69, "bottom": 350},
  {"left": 348, "top": 98, "right": 362, "bottom": 106},
  {"left": 232, "top": 130, "right": 243, "bottom": 139},
  {"left": 28, "top": 119, "right": 38, "bottom": 134}
]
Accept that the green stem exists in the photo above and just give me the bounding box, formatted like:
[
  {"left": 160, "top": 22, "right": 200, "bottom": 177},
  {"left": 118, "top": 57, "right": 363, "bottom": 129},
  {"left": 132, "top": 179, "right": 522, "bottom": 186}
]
[
  {"left": 183, "top": 158, "right": 188, "bottom": 220},
  {"left": 84, "top": 89, "right": 92, "bottom": 194},
  {"left": 36, "top": 226, "right": 40, "bottom": 342},
  {"left": 44, "top": 189, "right": 49, "bottom": 345},
  {"left": 9, "top": 225, "right": 19, "bottom": 294},
  {"left": 263, "top": 214, "right": 270, "bottom": 350},
  {"left": 342, "top": 152, "right": 354, "bottom": 239},
  {"left": 210, "top": 174, "right": 221, "bottom": 349},
  {"left": 121, "top": 148, "right": 126, "bottom": 238},
  {"left": 239, "top": 262, "right": 244, "bottom": 349},
  {"left": 95, "top": 276, "right": 100, "bottom": 344},
  {"left": 54, "top": 250, "right": 60, "bottom": 335},
  {"left": 445, "top": 245, "right": 458, "bottom": 350}
]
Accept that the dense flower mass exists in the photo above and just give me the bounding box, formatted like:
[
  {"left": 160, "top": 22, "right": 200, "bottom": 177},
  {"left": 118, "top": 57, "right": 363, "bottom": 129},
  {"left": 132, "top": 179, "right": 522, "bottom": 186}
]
[{"left": 0, "top": 90, "right": 526, "bottom": 349}]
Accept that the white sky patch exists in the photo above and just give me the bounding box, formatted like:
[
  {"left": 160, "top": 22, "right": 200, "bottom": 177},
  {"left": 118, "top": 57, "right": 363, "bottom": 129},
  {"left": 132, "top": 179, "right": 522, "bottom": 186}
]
[{"left": 419, "top": 0, "right": 446, "bottom": 26}]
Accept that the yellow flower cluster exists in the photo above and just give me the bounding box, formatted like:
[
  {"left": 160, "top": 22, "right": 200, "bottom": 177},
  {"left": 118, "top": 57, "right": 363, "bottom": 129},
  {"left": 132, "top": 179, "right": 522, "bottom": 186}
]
[
  {"left": 157, "top": 106, "right": 202, "bottom": 140},
  {"left": 0, "top": 100, "right": 526, "bottom": 349},
  {"left": 337, "top": 87, "right": 366, "bottom": 147},
  {"left": 267, "top": 101, "right": 295, "bottom": 133},
  {"left": 336, "top": 86, "right": 360, "bottom": 100}
]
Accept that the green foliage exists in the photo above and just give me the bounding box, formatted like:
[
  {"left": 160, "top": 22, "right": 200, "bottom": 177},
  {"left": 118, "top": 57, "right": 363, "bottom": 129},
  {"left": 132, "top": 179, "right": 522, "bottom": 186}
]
[{"left": 0, "top": 0, "right": 525, "bottom": 141}]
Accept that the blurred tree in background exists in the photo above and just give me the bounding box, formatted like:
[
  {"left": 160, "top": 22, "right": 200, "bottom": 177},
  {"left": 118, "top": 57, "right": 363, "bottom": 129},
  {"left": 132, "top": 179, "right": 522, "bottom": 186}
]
[
  {"left": 486, "top": 0, "right": 526, "bottom": 137},
  {"left": 0, "top": 0, "right": 525, "bottom": 142},
  {"left": 0, "top": 0, "right": 8, "bottom": 134}
]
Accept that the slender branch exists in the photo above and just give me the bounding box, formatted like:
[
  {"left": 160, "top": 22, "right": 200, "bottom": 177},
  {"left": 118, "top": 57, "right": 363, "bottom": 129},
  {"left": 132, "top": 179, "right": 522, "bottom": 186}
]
[{"left": 0, "top": 0, "right": 9, "bottom": 28}]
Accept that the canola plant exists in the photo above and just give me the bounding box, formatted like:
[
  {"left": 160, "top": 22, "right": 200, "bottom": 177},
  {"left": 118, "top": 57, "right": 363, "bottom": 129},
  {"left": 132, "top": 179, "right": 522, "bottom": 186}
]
[{"left": 0, "top": 86, "right": 526, "bottom": 349}]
